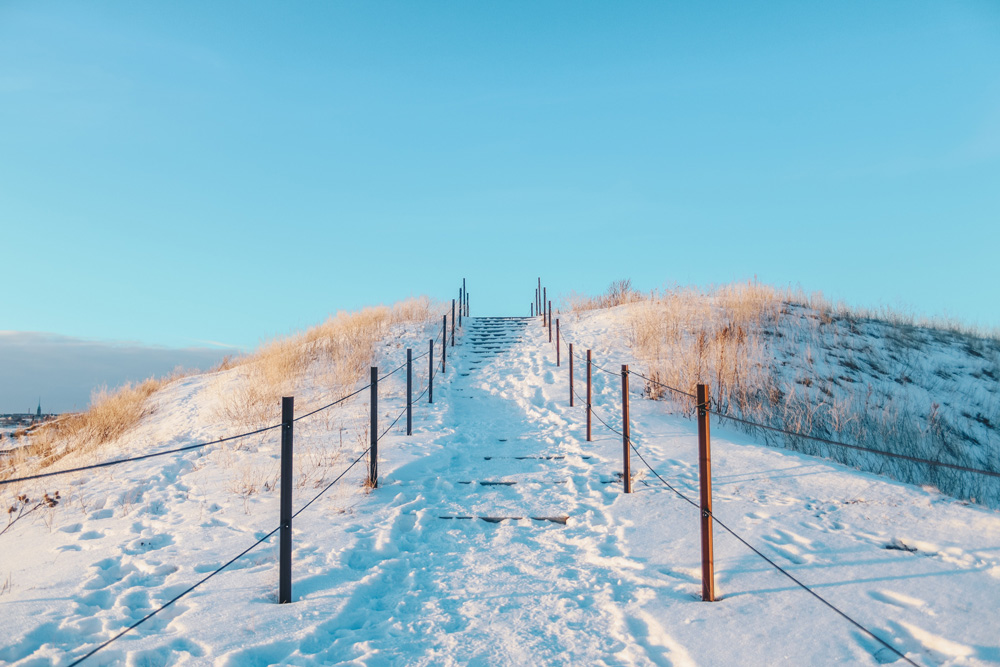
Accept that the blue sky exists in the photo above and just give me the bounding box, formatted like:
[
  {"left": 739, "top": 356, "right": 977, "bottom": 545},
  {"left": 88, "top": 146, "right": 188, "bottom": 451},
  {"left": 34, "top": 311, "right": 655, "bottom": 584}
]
[{"left": 3, "top": 0, "right": 999, "bottom": 356}]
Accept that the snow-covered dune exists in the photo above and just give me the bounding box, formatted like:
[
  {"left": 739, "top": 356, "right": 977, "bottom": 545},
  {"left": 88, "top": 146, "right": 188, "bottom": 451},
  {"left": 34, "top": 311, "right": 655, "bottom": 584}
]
[{"left": 2, "top": 313, "right": 998, "bottom": 665}]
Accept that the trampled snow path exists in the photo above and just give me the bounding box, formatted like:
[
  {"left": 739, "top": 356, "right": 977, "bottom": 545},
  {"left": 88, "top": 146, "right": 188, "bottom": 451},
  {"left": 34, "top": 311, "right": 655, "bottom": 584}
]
[{"left": 3, "top": 315, "right": 1000, "bottom": 665}]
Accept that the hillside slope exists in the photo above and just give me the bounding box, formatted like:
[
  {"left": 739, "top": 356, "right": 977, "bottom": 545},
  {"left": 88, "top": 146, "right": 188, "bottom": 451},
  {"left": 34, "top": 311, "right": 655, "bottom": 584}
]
[{"left": 2, "top": 314, "right": 999, "bottom": 666}]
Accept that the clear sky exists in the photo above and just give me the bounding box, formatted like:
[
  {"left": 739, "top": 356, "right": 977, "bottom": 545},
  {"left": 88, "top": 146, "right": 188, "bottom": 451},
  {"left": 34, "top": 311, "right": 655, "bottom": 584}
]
[{"left": 3, "top": 0, "right": 999, "bottom": 355}]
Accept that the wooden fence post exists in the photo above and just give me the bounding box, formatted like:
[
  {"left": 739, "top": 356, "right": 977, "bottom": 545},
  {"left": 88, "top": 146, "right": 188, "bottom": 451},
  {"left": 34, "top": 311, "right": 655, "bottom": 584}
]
[
  {"left": 279, "top": 396, "right": 293, "bottom": 604},
  {"left": 586, "top": 350, "right": 592, "bottom": 442},
  {"left": 428, "top": 339, "right": 434, "bottom": 404},
  {"left": 697, "top": 383, "right": 715, "bottom": 602},
  {"left": 441, "top": 316, "right": 447, "bottom": 372},
  {"left": 556, "top": 318, "right": 560, "bottom": 366},
  {"left": 622, "top": 366, "right": 631, "bottom": 494},
  {"left": 569, "top": 343, "right": 574, "bottom": 406},
  {"left": 369, "top": 368, "right": 378, "bottom": 488},
  {"left": 406, "top": 349, "right": 412, "bottom": 436}
]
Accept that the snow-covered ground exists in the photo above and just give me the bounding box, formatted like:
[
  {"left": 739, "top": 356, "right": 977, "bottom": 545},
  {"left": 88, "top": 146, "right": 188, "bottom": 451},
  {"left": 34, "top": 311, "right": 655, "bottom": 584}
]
[{"left": 2, "top": 313, "right": 999, "bottom": 665}]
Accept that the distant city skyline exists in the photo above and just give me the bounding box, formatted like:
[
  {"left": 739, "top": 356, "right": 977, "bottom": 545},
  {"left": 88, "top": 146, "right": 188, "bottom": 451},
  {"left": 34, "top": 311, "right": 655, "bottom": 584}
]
[{"left": 2, "top": 1, "right": 998, "bottom": 352}]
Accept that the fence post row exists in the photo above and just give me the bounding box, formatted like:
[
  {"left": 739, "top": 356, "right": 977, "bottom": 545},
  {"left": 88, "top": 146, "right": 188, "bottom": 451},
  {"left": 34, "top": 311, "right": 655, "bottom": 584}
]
[
  {"left": 586, "top": 349, "right": 592, "bottom": 442},
  {"left": 569, "top": 342, "right": 574, "bottom": 406},
  {"left": 429, "top": 339, "right": 434, "bottom": 404},
  {"left": 621, "top": 366, "right": 632, "bottom": 493},
  {"left": 697, "top": 383, "right": 715, "bottom": 602},
  {"left": 369, "top": 367, "right": 378, "bottom": 488},
  {"left": 406, "top": 349, "right": 412, "bottom": 436},
  {"left": 279, "top": 396, "right": 294, "bottom": 604}
]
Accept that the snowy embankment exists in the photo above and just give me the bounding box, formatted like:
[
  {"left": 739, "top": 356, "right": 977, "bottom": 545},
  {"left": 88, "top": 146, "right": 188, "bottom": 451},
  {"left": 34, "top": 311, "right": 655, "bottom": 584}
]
[{"left": 2, "top": 312, "right": 999, "bottom": 666}]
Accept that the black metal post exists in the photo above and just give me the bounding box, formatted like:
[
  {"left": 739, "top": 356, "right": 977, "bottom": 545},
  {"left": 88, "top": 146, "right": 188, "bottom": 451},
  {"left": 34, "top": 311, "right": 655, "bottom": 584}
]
[
  {"left": 451, "top": 299, "right": 455, "bottom": 347},
  {"left": 406, "top": 348, "right": 412, "bottom": 436},
  {"left": 458, "top": 289, "right": 463, "bottom": 328},
  {"left": 543, "top": 287, "right": 547, "bottom": 327},
  {"left": 369, "top": 367, "right": 378, "bottom": 488},
  {"left": 586, "top": 349, "right": 592, "bottom": 442},
  {"left": 622, "top": 365, "right": 631, "bottom": 494},
  {"left": 442, "top": 315, "right": 447, "bottom": 372},
  {"left": 429, "top": 339, "right": 434, "bottom": 404},
  {"left": 279, "top": 396, "right": 294, "bottom": 604},
  {"left": 556, "top": 318, "right": 560, "bottom": 365}
]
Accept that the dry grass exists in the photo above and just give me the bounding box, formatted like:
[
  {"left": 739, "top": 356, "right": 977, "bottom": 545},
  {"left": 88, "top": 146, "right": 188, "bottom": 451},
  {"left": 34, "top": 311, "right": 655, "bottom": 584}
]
[
  {"left": 566, "top": 279, "right": 645, "bottom": 313},
  {"left": 1, "top": 374, "right": 180, "bottom": 481},
  {"left": 626, "top": 281, "right": 783, "bottom": 416},
  {"left": 215, "top": 297, "right": 439, "bottom": 430}
]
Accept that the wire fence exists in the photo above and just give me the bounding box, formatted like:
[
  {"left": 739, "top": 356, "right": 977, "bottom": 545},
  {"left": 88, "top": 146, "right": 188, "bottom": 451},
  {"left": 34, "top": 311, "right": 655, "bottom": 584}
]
[{"left": 6, "top": 292, "right": 466, "bottom": 666}]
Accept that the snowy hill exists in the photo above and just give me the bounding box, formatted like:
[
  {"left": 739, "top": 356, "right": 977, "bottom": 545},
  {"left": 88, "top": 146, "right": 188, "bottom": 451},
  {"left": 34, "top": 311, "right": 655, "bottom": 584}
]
[{"left": 2, "top": 308, "right": 999, "bottom": 666}]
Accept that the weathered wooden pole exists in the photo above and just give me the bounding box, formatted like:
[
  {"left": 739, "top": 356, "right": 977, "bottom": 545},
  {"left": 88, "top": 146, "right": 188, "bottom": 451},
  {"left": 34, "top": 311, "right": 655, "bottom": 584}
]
[
  {"left": 556, "top": 318, "right": 560, "bottom": 366},
  {"left": 622, "top": 365, "right": 631, "bottom": 494},
  {"left": 569, "top": 343, "right": 574, "bottom": 406},
  {"left": 369, "top": 368, "right": 378, "bottom": 488},
  {"left": 548, "top": 301, "right": 552, "bottom": 342},
  {"left": 279, "top": 396, "right": 294, "bottom": 604},
  {"left": 697, "top": 383, "right": 716, "bottom": 602},
  {"left": 586, "top": 349, "right": 592, "bottom": 442}
]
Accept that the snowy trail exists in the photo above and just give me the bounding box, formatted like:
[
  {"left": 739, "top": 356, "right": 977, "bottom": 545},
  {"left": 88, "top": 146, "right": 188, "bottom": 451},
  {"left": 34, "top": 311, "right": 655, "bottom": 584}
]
[{"left": 233, "top": 317, "right": 693, "bottom": 666}]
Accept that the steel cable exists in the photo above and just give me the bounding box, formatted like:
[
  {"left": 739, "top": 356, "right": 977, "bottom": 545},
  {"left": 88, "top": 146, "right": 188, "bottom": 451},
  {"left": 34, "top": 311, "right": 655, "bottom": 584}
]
[
  {"left": 0, "top": 422, "right": 284, "bottom": 487},
  {"left": 293, "top": 383, "right": 371, "bottom": 423},
  {"left": 707, "top": 408, "right": 1000, "bottom": 479},
  {"left": 626, "top": 439, "right": 919, "bottom": 666}
]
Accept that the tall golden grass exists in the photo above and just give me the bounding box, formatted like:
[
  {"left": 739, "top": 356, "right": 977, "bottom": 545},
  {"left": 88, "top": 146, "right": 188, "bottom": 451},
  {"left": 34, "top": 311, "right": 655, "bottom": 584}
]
[{"left": 214, "top": 297, "right": 439, "bottom": 430}]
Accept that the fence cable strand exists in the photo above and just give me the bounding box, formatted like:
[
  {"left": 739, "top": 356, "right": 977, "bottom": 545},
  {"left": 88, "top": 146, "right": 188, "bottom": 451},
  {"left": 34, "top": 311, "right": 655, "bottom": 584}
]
[
  {"left": 626, "top": 438, "right": 919, "bottom": 667},
  {"left": 293, "top": 384, "right": 371, "bottom": 423},
  {"left": 67, "top": 525, "right": 281, "bottom": 666},
  {"left": 0, "top": 422, "right": 284, "bottom": 487},
  {"left": 707, "top": 408, "right": 1000, "bottom": 479},
  {"left": 627, "top": 369, "right": 698, "bottom": 399}
]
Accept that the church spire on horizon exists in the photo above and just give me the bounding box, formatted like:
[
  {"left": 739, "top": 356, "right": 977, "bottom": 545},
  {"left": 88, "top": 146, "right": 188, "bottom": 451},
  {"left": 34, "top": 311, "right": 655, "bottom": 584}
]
[{"left": 37, "top": 398, "right": 41, "bottom": 418}]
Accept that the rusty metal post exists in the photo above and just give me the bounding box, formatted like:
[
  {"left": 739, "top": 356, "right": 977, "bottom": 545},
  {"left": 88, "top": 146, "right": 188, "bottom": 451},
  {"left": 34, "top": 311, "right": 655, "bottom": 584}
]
[
  {"left": 543, "top": 287, "right": 547, "bottom": 327},
  {"left": 451, "top": 299, "right": 456, "bottom": 347},
  {"left": 622, "top": 365, "right": 632, "bottom": 493},
  {"left": 538, "top": 277, "right": 541, "bottom": 315},
  {"left": 548, "top": 301, "right": 552, "bottom": 342},
  {"left": 586, "top": 349, "right": 592, "bottom": 442},
  {"left": 569, "top": 343, "right": 574, "bottom": 406},
  {"left": 442, "top": 316, "right": 447, "bottom": 372},
  {"left": 556, "top": 319, "right": 560, "bottom": 366},
  {"left": 369, "top": 368, "right": 378, "bottom": 488},
  {"left": 697, "top": 383, "right": 715, "bottom": 602},
  {"left": 406, "top": 348, "right": 412, "bottom": 436},
  {"left": 458, "top": 289, "right": 463, "bottom": 328},
  {"left": 278, "top": 396, "right": 293, "bottom": 604},
  {"left": 428, "top": 339, "right": 434, "bottom": 404}
]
